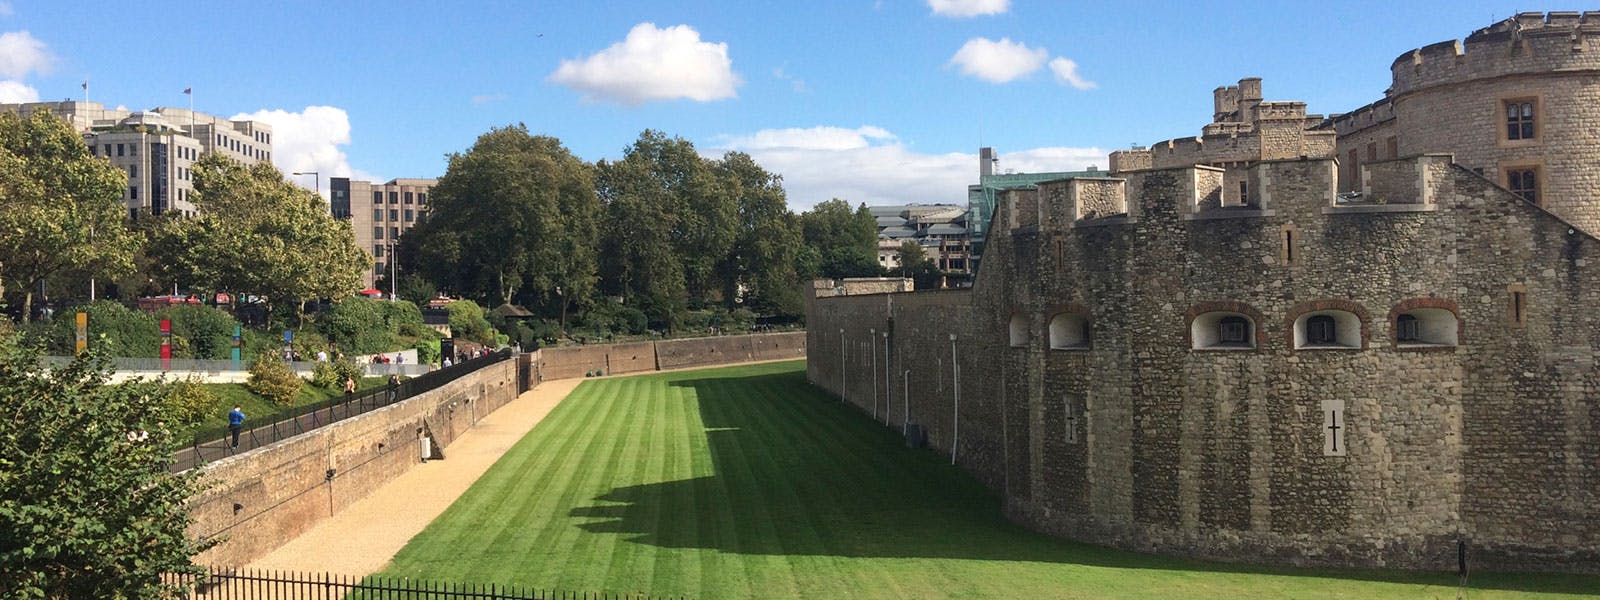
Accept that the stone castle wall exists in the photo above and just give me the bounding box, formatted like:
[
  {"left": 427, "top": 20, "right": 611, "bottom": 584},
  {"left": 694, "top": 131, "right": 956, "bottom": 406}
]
[{"left": 803, "top": 156, "right": 1600, "bottom": 572}]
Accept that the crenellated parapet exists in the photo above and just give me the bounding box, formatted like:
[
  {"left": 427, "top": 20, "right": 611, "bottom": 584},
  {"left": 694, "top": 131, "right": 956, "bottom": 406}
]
[{"left": 1390, "top": 12, "right": 1600, "bottom": 97}]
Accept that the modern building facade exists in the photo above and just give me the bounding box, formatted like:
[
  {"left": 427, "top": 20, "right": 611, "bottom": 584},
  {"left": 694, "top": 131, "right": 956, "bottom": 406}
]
[
  {"left": 0, "top": 100, "right": 273, "bottom": 218},
  {"left": 870, "top": 204, "right": 971, "bottom": 272},
  {"left": 331, "top": 177, "right": 437, "bottom": 288}
]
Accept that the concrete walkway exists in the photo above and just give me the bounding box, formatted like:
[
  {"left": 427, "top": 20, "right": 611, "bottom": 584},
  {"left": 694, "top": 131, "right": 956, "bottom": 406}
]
[{"left": 245, "top": 377, "right": 582, "bottom": 577}]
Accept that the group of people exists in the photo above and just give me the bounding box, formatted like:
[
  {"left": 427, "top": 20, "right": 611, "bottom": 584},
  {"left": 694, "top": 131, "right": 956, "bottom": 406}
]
[{"left": 370, "top": 353, "right": 405, "bottom": 364}]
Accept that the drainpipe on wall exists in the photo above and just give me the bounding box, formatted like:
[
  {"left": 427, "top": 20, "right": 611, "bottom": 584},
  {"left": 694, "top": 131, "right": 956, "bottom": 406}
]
[
  {"left": 870, "top": 328, "right": 877, "bottom": 420},
  {"left": 838, "top": 329, "right": 846, "bottom": 403},
  {"left": 903, "top": 369, "right": 910, "bottom": 435},
  {"left": 882, "top": 331, "right": 891, "bottom": 426},
  {"left": 950, "top": 333, "right": 959, "bottom": 465}
]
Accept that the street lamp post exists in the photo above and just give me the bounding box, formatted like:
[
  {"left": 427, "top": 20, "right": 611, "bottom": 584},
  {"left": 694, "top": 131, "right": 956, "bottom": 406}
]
[
  {"left": 388, "top": 243, "right": 397, "bottom": 302},
  {"left": 292, "top": 171, "right": 320, "bottom": 197}
]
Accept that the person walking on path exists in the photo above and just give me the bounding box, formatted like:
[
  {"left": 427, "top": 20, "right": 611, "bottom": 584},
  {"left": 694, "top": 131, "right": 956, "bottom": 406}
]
[
  {"left": 388, "top": 374, "right": 401, "bottom": 403},
  {"left": 227, "top": 405, "right": 246, "bottom": 449},
  {"left": 344, "top": 376, "right": 357, "bottom": 400}
]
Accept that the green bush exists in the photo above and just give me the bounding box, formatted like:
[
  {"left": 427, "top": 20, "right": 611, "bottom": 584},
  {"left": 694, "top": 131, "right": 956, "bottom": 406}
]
[
  {"left": 158, "top": 304, "right": 240, "bottom": 360},
  {"left": 158, "top": 376, "right": 217, "bottom": 427},
  {"left": 246, "top": 352, "right": 301, "bottom": 406},
  {"left": 727, "top": 308, "right": 757, "bottom": 333},
  {"left": 49, "top": 301, "right": 160, "bottom": 357},
  {"left": 617, "top": 307, "right": 648, "bottom": 335},
  {"left": 317, "top": 297, "right": 389, "bottom": 355},
  {"left": 446, "top": 300, "right": 499, "bottom": 346},
  {"left": 382, "top": 301, "right": 428, "bottom": 338},
  {"left": 414, "top": 337, "right": 440, "bottom": 366}
]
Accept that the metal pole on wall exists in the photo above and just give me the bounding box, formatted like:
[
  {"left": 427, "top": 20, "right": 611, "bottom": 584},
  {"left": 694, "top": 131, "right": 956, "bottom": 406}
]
[
  {"left": 902, "top": 369, "right": 910, "bottom": 435},
  {"left": 838, "top": 329, "right": 846, "bottom": 403},
  {"left": 882, "top": 331, "right": 891, "bottom": 425},
  {"left": 869, "top": 328, "right": 877, "bottom": 419},
  {"left": 950, "top": 332, "right": 959, "bottom": 465}
]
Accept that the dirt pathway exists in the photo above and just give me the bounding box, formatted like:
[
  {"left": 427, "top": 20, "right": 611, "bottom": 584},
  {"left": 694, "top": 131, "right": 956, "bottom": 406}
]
[
  {"left": 245, "top": 377, "right": 582, "bottom": 577},
  {"left": 244, "top": 358, "right": 800, "bottom": 579}
]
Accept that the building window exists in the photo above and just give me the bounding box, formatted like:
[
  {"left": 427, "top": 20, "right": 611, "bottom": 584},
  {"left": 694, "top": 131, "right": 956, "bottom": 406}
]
[
  {"left": 103, "top": 144, "right": 111, "bottom": 156},
  {"left": 1191, "top": 311, "right": 1257, "bottom": 350},
  {"left": 1048, "top": 313, "right": 1090, "bottom": 350},
  {"left": 129, "top": 186, "right": 138, "bottom": 200},
  {"left": 128, "top": 165, "right": 137, "bottom": 178},
  {"left": 1306, "top": 315, "right": 1337, "bottom": 344},
  {"left": 1280, "top": 224, "right": 1297, "bottom": 265},
  {"left": 389, "top": 191, "right": 398, "bottom": 204},
  {"left": 1008, "top": 314, "right": 1029, "bottom": 348},
  {"left": 1506, "top": 100, "right": 1535, "bottom": 141},
  {"left": 374, "top": 227, "right": 384, "bottom": 240},
  {"left": 1294, "top": 309, "right": 1362, "bottom": 350},
  {"left": 1508, "top": 285, "right": 1528, "bottom": 326},
  {"left": 1219, "top": 316, "right": 1249, "bottom": 345},
  {"left": 373, "top": 191, "right": 383, "bottom": 204},
  {"left": 1506, "top": 168, "right": 1538, "bottom": 204},
  {"left": 390, "top": 226, "right": 399, "bottom": 238},
  {"left": 1395, "top": 314, "right": 1419, "bottom": 342},
  {"left": 404, "top": 192, "right": 414, "bottom": 204},
  {"left": 374, "top": 245, "right": 384, "bottom": 258},
  {"left": 1237, "top": 181, "right": 1248, "bottom": 206},
  {"left": 404, "top": 209, "right": 414, "bottom": 222},
  {"left": 389, "top": 209, "right": 398, "bottom": 221},
  {"left": 373, "top": 209, "right": 382, "bottom": 222},
  {"left": 116, "top": 144, "right": 124, "bottom": 157},
  {"left": 418, "top": 193, "right": 427, "bottom": 204}
]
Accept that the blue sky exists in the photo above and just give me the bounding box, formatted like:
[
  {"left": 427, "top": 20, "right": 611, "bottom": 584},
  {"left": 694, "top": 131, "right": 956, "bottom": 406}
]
[{"left": 1, "top": 1, "right": 1589, "bottom": 209}]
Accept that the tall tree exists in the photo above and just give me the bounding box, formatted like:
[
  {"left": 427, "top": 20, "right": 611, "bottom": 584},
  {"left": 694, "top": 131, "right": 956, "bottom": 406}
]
[
  {"left": 712, "top": 151, "right": 803, "bottom": 316},
  {"left": 605, "top": 131, "right": 736, "bottom": 308},
  {"left": 400, "top": 125, "right": 599, "bottom": 327},
  {"left": 151, "top": 153, "right": 368, "bottom": 319},
  {"left": 799, "top": 199, "right": 881, "bottom": 279},
  {"left": 0, "top": 109, "right": 138, "bottom": 320},
  {"left": 596, "top": 156, "right": 685, "bottom": 327}
]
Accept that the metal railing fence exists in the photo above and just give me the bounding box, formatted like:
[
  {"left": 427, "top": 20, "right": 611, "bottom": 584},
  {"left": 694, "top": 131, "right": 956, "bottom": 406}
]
[
  {"left": 165, "top": 567, "right": 672, "bottom": 599},
  {"left": 170, "top": 350, "right": 511, "bottom": 472}
]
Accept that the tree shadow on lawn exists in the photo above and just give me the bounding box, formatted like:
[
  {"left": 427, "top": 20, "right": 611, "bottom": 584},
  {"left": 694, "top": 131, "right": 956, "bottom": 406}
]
[{"left": 568, "top": 369, "right": 1598, "bottom": 596}]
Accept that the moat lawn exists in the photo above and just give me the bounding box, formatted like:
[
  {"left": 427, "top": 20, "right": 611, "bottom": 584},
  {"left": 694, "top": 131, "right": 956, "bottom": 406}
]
[{"left": 378, "top": 361, "right": 1598, "bottom": 599}]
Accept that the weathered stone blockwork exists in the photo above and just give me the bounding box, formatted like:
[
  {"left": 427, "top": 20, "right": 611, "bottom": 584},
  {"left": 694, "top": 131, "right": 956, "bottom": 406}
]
[{"left": 803, "top": 156, "right": 1600, "bottom": 573}]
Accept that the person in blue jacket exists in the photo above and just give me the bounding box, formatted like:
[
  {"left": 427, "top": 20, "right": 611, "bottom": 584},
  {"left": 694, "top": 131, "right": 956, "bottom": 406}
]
[{"left": 227, "top": 405, "right": 246, "bottom": 449}]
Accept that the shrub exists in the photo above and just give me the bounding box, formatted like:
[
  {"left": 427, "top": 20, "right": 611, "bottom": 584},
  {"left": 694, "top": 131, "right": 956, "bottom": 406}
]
[
  {"left": 446, "top": 300, "right": 498, "bottom": 346},
  {"left": 158, "top": 304, "right": 240, "bottom": 360},
  {"left": 158, "top": 376, "right": 217, "bottom": 427},
  {"left": 309, "top": 360, "right": 340, "bottom": 390},
  {"left": 49, "top": 301, "right": 160, "bottom": 357},
  {"left": 246, "top": 352, "right": 301, "bottom": 406},
  {"left": 317, "top": 297, "right": 388, "bottom": 355},
  {"left": 414, "top": 337, "right": 440, "bottom": 366},
  {"left": 382, "top": 301, "right": 428, "bottom": 338},
  {"left": 617, "top": 307, "right": 648, "bottom": 335}
]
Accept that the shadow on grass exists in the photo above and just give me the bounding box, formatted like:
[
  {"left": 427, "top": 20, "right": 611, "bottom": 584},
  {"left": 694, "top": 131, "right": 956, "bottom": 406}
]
[{"left": 569, "top": 365, "right": 1599, "bottom": 596}]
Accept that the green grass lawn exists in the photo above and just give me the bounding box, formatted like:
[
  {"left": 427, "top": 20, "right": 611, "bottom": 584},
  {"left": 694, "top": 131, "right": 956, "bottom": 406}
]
[{"left": 378, "top": 361, "right": 1600, "bottom": 599}]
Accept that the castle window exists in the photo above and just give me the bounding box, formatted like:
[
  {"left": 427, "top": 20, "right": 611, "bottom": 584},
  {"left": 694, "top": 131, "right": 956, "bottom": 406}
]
[
  {"left": 1385, "top": 137, "right": 1398, "bottom": 159},
  {"left": 1506, "top": 100, "right": 1535, "bottom": 141},
  {"left": 1394, "top": 308, "right": 1458, "bottom": 347},
  {"left": 1009, "top": 314, "right": 1029, "bottom": 348},
  {"left": 1190, "top": 311, "right": 1256, "bottom": 350},
  {"left": 1506, "top": 167, "right": 1538, "bottom": 204},
  {"left": 1048, "top": 313, "right": 1090, "bottom": 350},
  {"left": 1508, "top": 285, "right": 1528, "bottom": 327},
  {"left": 1293, "top": 310, "right": 1363, "bottom": 350}
]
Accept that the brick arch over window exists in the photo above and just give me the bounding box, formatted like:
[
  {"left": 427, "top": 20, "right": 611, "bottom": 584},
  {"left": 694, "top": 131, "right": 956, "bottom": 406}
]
[
  {"left": 1183, "top": 301, "right": 1267, "bottom": 349},
  {"left": 1285, "top": 299, "right": 1371, "bottom": 350},
  {"left": 1387, "top": 297, "right": 1461, "bottom": 348}
]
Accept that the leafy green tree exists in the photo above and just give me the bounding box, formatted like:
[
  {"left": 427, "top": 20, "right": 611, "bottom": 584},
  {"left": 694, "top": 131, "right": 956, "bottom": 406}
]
[
  {"left": 0, "top": 109, "right": 139, "bottom": 320},
  {"left": 317, "top": 297, "right": 390, "bottom": 355},
  {"left": 151, "top": 153, "right": 368, "bottom": 321},
  {"left": 800, "top": 199, "right": 881, "bottom": 279},
  {"left": 712, "top": 152, "right": 804, "bottom": 317},
  {"left": 0, "top": 339, "right": 213, "bottom": 597},
  {"left": 445, "top": 299, "right": 498, "bottom": 346},
  {"left": 400, "top": 125, "right": 600, "bottom": 328},
  {"left": 597, "top": 156, "right": 686, "bottom": 329},
  {"left": 895, "top": 240, "right": 944, "bottom": 290}
]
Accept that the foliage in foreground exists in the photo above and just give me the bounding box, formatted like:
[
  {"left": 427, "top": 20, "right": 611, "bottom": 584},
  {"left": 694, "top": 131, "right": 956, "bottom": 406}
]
[
  {"left": 246, "top": 352, "right": 301, "bottom": 406},
  {"left": 0, "top": 338, "right": 211, "bottom": 598}
]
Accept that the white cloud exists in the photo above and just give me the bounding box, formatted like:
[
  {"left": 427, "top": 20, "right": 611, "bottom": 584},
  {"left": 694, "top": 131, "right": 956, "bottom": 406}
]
[
  {"left": 470, "top": 93, "right": 507, "bottom": 105},
  {"left": 229, "top": 106, "right": 379, "bottom": 195},
  {"left": 710, "top": 126, "right": 1104, "bottom": 210},
  {"left": 550, "top": 23, "right": 739, "bottom": 106},
  {"left": 948, "top": 37, "right": 1046, "bottom": 83},
  {"left": 928, "top": 0, "right": 1008, "bottom": 17},
  {"left": 1049, "top": 57, "right": 1096, "bottom": 90},
  {"left": 0, "top": 79, "right": 37, "bottom": 102},
  {"left": 0, "top": 31, "right": 52, "bottom": 79},
  {"left": 719, "top": 126, "right": 894, "bottom": 152}
]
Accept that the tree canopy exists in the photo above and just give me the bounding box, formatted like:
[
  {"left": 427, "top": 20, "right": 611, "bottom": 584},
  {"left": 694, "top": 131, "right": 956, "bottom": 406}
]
[
  {"left": 152, "top": 153, "right": 368, "bottom": 318},
  {"left": 799, "top": 199, "right": 881, "bottom": 279},
  {"left": 0, "top": 338, "right": 212, "bottom": 597},
  {"left": 0, "top": 109, "right": 139, "bottom": 320}
]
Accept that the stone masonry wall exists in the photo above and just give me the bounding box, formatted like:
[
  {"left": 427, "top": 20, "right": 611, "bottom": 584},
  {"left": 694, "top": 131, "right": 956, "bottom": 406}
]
[{"left": 804, "top": 156, "right": 1600, "bottom": 573}]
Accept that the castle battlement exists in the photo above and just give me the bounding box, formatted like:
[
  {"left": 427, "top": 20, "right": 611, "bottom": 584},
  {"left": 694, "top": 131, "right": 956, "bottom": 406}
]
[{"left": 1390, "top": 12, "right": 1600, "bottom": 97}]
